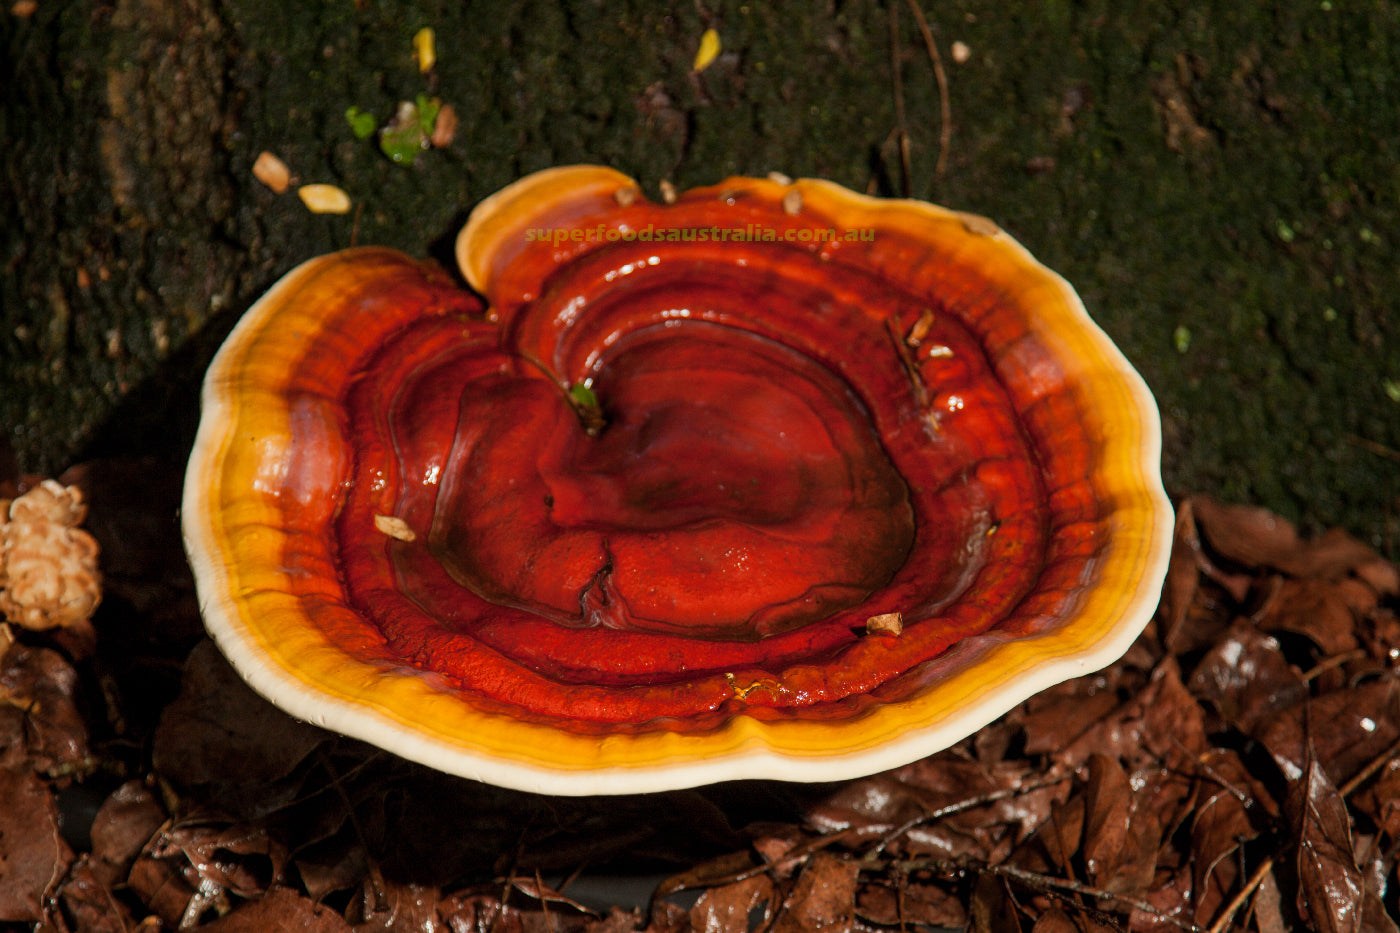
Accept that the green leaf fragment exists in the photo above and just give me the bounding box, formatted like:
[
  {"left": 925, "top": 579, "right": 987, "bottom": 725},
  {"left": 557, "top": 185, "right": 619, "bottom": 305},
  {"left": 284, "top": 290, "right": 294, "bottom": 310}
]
[
  {"left": 345, "top": 106, "right": 377, "bottom": 139},
  {"left": 1173, "top": 325, "right": 1192, "bottom": 354},
  {"left": 568, "top": 382, "right": 605, "bottom": 435},
  {"left": 377, "top": 97, "right": 443, "bottom": 166},
  {"left": 569, "top": 382, "right": 599, "bottom": 410},
  {"left": 415, "top": 94, "right": 441, "bottom": 136}
]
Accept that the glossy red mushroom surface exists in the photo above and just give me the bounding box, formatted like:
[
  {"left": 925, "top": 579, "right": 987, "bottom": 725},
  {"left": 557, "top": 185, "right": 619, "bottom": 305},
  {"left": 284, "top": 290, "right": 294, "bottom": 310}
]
[{"left": 183, "top": 167, "right": 1172, "bottom": 793}]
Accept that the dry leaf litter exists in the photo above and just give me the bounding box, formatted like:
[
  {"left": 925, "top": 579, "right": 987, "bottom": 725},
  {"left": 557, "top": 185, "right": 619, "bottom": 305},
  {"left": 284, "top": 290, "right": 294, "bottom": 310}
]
[{"left": 2, "top": 453, "right": 1398, "bottom": 933}]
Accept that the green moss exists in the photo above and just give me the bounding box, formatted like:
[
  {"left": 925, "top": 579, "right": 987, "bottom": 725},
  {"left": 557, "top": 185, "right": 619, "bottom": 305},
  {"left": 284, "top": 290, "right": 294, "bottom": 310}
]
[{"left": 2, "top": 0, "right": 1397, "bottom": 555}]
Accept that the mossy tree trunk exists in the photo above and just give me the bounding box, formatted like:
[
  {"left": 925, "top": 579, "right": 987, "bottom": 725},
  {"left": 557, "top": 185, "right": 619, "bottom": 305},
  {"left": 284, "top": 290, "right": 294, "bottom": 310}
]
[{"left": 3, "top": 0, "right": 1397, "bottom": 554}]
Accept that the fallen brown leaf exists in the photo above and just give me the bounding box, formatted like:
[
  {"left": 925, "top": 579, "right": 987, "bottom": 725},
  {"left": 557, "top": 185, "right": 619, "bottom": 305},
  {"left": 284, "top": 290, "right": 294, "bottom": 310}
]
[
  {"left": 688, "top": 873, "right": 772, "bottom": 933},
  {"left": 1190, "top": 496, "right": 1386, "bottom": 582},
  {"left": 768, "top": 852, "right": 860, "bottom": 933},
  {"left": 0, "top": 642, "right": 88, "bottom": 774},
  {"left": 8, "top": 484, "right": 1400, "bottom": 930},
  {"left": 1286, "top": 756, "right": 1395, "bottom": 933},
  {"left": 1187, "top": 620, "right": 1306, "bottom": 734},
  {"left": 152, "top": 639, "right": 327, "bottom": 816},
  {"left": 197, "top": 885, "right": 352, "bottom": 932},
  {"left": 0, "top": 765, "right": 72, "bottom": 922},
  {"left": 88, "top": 778, "right": 166, "bottom": 885},
  {"left": 969, "top": 872, "right": 1023, "bottom": 933},
  {"left": 345, "top": 877, "right": 444, "bottom": 932},
  {"left": 51, "top": 856, "right": 134, "bottom": 933}
]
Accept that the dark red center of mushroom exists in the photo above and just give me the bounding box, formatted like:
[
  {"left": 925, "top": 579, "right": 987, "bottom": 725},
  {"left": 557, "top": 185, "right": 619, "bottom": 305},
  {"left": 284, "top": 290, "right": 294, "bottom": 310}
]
[
  {"left": 426, "top": 322, "right": 915, "bottom": 639},
  {"left": 308, "top": 213, "right": 1098, "bottom": 729}
]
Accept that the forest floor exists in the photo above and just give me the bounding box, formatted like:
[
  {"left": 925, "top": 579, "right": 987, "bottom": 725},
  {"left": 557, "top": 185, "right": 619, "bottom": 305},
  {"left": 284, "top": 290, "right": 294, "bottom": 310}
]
[{"left": 2, "top": 454, "right": 1399, "bottom": 932}]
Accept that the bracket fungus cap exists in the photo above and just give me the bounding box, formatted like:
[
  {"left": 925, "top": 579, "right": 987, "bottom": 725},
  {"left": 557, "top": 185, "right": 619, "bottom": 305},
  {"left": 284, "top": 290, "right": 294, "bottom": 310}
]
[{"left": 183, "top": 166, "right": 1172, "bottom": 795}]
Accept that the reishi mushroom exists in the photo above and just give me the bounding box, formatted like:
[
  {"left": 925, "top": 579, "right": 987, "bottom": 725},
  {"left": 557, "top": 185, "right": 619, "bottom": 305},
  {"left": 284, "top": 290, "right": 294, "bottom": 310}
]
[{"left": 183, "top": 166, "right": 1172, "bottom": 795}]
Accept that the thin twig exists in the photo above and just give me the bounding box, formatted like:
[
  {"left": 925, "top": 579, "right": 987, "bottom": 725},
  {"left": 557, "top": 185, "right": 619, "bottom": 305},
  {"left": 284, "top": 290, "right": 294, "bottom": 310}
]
[
  {"left": 903, "top": 0, "right": 952, "bottom": 177},
  {"left": 865, "top": 774, "right": 1072, "bottom": 860},
  {"left": 1170, "top": 735, "right": 1255, "bottom": 809},
  {"left": 886, "top": 3, "right": 912, "bottom": 197},
  {"left": 1206, "top": 855, "right": 1275, "bottom": 933},
  {"left": 659, "top": 829, "right": 856, "bottom": 896},
  {"left": 1339, "top": 733, "right": 1400, "bottom": 798},
  {"left": 884, "top": 317, "right": 929, "bottom": 409},
  {"left": 991, "top": 863, "right": 1207, "bottom": 933},
  {"left": 1299, "top": 648, "right": 1368, "bottom": 684},
  {"left": 1345, "top": 432, "right": 1400, "bottom": 465}
]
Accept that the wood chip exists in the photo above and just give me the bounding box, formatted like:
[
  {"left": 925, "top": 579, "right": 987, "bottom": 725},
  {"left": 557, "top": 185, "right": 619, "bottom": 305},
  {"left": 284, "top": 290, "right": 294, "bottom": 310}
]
[
  {"left": 252, "top": 151, "right": 291, "bottom": 194},
  {"left": 865, "top": 612, "right": 903, "bottom": 636},
  {"left": 430, "top": 103, "right": 458, "bottom": 148},
  {"left": 373, "top": 514, "right": 416, "bottom": 542}
]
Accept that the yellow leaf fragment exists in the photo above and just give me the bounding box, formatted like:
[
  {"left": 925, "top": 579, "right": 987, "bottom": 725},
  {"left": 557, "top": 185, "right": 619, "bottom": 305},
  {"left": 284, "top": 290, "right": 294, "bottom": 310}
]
[
  {"left": 414, "top": 27, "right": 436, "bottom": 73},
  {"left": 692, "top": 28, "right": 720, "bottom": 72},
  {"left": 298, "top": 184, "right": 352, "bottom": 215}
]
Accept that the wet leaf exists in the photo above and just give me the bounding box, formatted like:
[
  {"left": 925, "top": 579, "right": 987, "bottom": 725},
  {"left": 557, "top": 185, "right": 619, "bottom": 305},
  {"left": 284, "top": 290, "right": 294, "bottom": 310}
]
[
  {"left": 1048, "top": 660, "right": 1206, "bottom": 777},
  {"left": 752, "top": 825, "right": 807, "bottom": 877},
  {"left": 148, "top": 819, "right": 289, "bottom": 901},
  {"left": 1256, "top": 680, "right": 1400, "bottom": 789},
  {"left": 1156, "top": 501, "right": 1205, "bottom": 651},
  {"left": 855, "top": 878, "right": 966, "bottom": 929},
  {"left": 1253, "top": 866, "right": 1288, "bottom": 933},
  {"left": 54, "top": 856, "right": 136, "bottom": 933},
  {"left": 1190, "top": 496, "right": 1390, "bottom": 583},
  {"left": 689, "top": 873, "right": 773, "bottom": 933},
  {"left": 1255, "top": 577, "right": 1362, "bottom": 656},
  {"left": 769, "top": 852, "right": 859, "bottom": 933},
  {"left": 1030, "top": 907, "right": 1077, "bottom": 932},
  {"left": 199, "top": 885, "right": 353, "bottom": 932},
  {"left": 346, "top": 877, "right": 444, "bottom": 932},
  {"left": 1016, "top": 795, "right": 1084, "bottom": 877},
  {"left": 128, "top": 844, "right": 202, "bottom": 927},
  {"left": 969, "top": 872, "right": 1022, "bottom": 933},
  {"left": 1189, "top": 762, "right": 1260, "bottom": 923},
  {"left": 655, "top": 851, "right": 759, "bottom": 901},
  {"left": 822, "top": 755, "right": 1050, "bottom": 864},
  {"left": 152, "top": 639, "right": 327, "bottom": 816},
  {"left": 1126, "top": 864, "right": 1193, "bottom": 932},
  {"left": 1187, "top": 621, "right": 1307, "bottom": 733},
  {"left": 0, "top": 765, "right": 73, "bottom": 922},
  {"left": 1354, "top": 760, "right": 1400, "bottom": 842},
  {"left": 89, "top": 778, "right": 166, "bottom": 885},
  {"left": 508, "top": 875, "right": 596, "bottom": 914},
  {"left": 1287, "top": 756, "right": 1374, "bottom": 933},
  {"left": 1082, "top": 755, "right": 1161, "bottom": 896},
  {"left": 0, "top": 642, "right": 88, "bottom": 773},
  {"left": 1080, "top": 754, "right": 1133, "bottom": 890},
  {"left": 1019, "top": 683, "right": 1124, "bottom": 760}
]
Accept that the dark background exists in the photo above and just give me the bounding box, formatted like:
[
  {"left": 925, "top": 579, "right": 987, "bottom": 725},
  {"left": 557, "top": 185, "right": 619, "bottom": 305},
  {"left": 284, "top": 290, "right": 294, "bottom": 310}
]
[{"left": 3, "top": 0, "right": 1397, "bottom": 556}]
